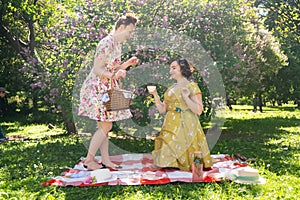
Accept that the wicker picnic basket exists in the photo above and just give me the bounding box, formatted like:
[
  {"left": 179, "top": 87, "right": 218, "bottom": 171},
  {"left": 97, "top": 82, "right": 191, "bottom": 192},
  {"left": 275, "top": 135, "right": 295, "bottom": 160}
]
[{"left": 103, "top": 81, "right": 133, "bottom": 111}]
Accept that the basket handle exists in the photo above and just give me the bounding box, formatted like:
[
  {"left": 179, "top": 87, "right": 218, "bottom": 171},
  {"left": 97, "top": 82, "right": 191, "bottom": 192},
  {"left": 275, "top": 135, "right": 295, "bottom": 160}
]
[{"left": 111, "top": 77, "right": 122, "bottom": 89}]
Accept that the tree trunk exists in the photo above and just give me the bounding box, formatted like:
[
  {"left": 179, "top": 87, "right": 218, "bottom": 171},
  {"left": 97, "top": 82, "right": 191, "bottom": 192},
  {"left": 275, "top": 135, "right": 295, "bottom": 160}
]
[
  {"left": 258, "top": 93, "right": 263, "bottom": 112},
  {"left": 272, "top": 101, "right": 275, "bottom": 106},
  {"left": 297, "top": 99, "right": 300, "bottom": 109},
  {"left": 65, "top": 120, "right": 77, "bottom": 134},
  {"left": 253, "top": 94, "right": 258, "bottom": 112},
  {"left": 61, "top": 109, "right": 77, "bottom": 134}
]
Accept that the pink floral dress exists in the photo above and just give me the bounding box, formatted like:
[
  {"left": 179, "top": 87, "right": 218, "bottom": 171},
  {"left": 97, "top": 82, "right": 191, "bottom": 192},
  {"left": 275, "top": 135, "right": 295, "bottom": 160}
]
[{"left": 78, "top": 34, "right": 132, "bottom": 121}]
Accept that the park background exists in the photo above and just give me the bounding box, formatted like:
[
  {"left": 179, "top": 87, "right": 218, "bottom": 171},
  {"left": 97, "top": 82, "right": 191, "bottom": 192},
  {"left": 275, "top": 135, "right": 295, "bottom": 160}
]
[{"left": 0, "top": 0, "right": 299, "bottom": 199}]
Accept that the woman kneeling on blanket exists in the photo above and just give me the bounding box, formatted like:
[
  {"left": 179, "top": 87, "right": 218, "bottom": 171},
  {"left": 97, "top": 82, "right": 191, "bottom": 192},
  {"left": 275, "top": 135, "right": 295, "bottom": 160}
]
[{"left": 149, "top": 58, "right": 213, "bottom": 171}]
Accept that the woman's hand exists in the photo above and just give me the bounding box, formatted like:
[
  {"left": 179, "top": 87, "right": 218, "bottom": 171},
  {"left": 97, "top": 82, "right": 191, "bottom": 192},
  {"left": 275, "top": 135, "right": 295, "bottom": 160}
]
[
  {"left": 181, "top": 87, "right": 190, "bottom": 99},
  {"left": 149, "top": 88, "right": 166, "bottom": 114},
  {"left": 147, "top": 85, "right": 157, "bottom": 95},
  {"left": 114, "top": 69, "right": 126, "bottom": 79},
  {"left": 148, "top": 89, "right": 158, "bottom": 96},
  {"left": 126, "top": 56, "right": 139, "bottom": 66},
  {"left": 182, "top": 88, "right": 203, "bottom": 115},
  {"left": 120, "top": 56, "right": 138, "bottom": 70}
]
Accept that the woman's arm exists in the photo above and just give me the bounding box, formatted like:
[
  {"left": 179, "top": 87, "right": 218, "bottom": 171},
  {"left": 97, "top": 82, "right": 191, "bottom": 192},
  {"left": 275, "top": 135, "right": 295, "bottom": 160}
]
[
  {"left": 150, "top": 90, "right": 167, "bottom": 114},
  {"left": 93, "top": 56, "right": 137, "bottom": 79},
  {"left": 182, "top": 88, "right": 203, "bottom": 115},
  {"left": 92, "top": 36, "right": 127, "bottom": 79},
  {"left": 118, "top": 56, "right": 138, "bottom": 70},
  {"left": 93, "top": 60, "right": 114, "bottom": 79}
]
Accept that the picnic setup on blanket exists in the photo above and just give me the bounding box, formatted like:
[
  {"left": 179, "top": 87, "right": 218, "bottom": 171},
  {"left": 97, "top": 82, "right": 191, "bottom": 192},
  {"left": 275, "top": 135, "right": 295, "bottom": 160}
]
[{"left": 42, "top": 153, "right": 266, "bottom": 187}]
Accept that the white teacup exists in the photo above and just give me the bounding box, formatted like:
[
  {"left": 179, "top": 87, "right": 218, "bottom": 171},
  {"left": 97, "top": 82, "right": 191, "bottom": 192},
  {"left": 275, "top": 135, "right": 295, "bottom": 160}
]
[{"left": 147, "top": 85, "right": 156, "bottom": 92}]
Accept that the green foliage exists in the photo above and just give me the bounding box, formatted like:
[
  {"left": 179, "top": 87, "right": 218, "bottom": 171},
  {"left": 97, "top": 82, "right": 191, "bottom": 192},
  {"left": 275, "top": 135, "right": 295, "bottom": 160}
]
[
  {"left": 0, "top": 0, "right": 295, "bottom": 134},
  {"left": 255, "top": 0, "right": 300, "bottom": 104}
]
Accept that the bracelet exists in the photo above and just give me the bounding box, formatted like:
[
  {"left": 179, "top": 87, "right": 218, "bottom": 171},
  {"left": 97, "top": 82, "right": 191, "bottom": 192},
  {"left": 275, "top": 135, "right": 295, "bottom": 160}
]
[
  {"left": 99, "top": 70, "right": 105, "bottom": 79},
  {"left": 99, "top": 70, "right": 114, "bottom": 79},
  {"left": 111, "top": 71, "right": 116, "bottom": 79}
]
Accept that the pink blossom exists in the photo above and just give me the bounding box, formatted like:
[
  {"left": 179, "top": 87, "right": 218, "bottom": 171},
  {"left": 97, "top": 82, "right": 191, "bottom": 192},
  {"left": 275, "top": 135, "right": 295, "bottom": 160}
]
[
  {"left": 231, "top": 77, "right": 239, "bottom": 82},
  {"left": 134, "top": 88, "right": 145, "bottom": 96},
  {"left": 134, "top": 111, "right": 143, "bottom": 119},
  {"left": 50, "top": 88, "right": 59, "bottom": 97},
  {"left": 30, "top": 83, "right": 38, "bottom": 89},
  {"left": 137, "top": 0, "right": 146, "bottom": 6},
  {"left": 63, "top": 59, "right": 69, "bottom": 66},
  {"left": 148, "top": 107, "right": 156, "bottom": 117},
  {"left": 235, "top": 64, "right": 241, "bottom": 69},
  {"left": 49, "top": 98, "right": 55, "bottom": 103},
  {"left": 163, "top": 16, "right": 169, "bottom": 27},
  {"left": 19, "top": 66, "right": 29, "bottom": 72},
  {"left": 86, "top": 23, "right": 93, "bottom": 28}
]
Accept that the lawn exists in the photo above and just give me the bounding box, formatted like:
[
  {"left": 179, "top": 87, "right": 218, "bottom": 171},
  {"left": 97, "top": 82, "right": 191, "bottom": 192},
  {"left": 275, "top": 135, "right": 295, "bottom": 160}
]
[{"left": 0, "top": 105, "right": 299, "bottom": 199}]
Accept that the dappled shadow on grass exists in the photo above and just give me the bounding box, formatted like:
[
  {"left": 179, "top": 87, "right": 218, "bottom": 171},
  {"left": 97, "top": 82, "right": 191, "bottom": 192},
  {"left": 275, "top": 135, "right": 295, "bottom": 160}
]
[
  {"left": 1, "top": 131, "right": 71, "bottom": 142},
  {"left": 2, "top": 110, "right": 63, "bottom": 126},
  {"left": 0, "top": 133, "right": 154, "bottom": 195},
  {"left": 221, "top": 116, "right": 299, "bottom": 138},
  {"left": 231, "top": 104, "right": 298, "bottom": 112},
  {"left": 267, "top": 105, "right": 299, "bottom": 112},
  {"left": 109, "top": 137, "right": 153, "bottom": 154},
  {"left": 0, "top": 134, "right": 85, "bottom": 191},
  {"left": 215, "top": 116, "right": 299, "bottom": 176},
  {"left": 1, "top": 124, "right": 21, "bottom": 135}
]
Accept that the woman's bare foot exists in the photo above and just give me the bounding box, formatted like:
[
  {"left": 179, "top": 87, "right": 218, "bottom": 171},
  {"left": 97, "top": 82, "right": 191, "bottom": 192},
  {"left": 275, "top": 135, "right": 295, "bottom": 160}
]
[{"left": 83, "top": 161, "right": 103, "bottom": 171}]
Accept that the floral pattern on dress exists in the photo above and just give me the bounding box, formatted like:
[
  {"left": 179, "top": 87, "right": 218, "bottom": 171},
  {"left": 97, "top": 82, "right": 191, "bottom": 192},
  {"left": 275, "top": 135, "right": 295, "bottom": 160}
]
[
  {"left": 152, "top": 82, "right": 212, "bottom": 171},
  {"left": 78, "top": 34, "right": 132, "bottom": 121}
]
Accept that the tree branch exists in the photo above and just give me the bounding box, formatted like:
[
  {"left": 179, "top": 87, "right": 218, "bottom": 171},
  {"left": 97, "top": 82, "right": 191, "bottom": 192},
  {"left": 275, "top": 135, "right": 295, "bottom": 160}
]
[{"left": 0, "top": 20, "right": 28, "bottom": 60}]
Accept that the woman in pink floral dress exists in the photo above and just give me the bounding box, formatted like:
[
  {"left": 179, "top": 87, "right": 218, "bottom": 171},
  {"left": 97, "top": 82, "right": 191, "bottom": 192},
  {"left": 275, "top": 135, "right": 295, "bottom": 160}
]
[{"left": 78, "top": 13, "right": 138, "bottom": 170}]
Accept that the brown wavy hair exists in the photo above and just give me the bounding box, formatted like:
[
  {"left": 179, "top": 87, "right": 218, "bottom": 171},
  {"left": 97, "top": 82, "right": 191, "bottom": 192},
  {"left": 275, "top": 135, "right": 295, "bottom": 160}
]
[
  {"left": 115, "top": 12, "right": 138, "bottom": 30},
  {"left": 175, "top": 58, "right": 194, "bottom": 78}
]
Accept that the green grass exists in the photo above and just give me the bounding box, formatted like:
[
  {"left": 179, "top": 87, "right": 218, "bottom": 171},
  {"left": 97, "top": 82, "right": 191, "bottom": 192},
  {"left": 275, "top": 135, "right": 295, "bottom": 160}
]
[{"left": 0, "top": 105, "right": 299, "bottom": 199}]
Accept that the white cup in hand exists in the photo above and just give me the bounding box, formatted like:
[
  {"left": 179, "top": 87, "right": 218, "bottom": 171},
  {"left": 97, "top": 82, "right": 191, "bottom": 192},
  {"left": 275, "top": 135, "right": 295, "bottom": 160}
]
[{"left": 147, "top": 85, "right": 156, "bottom": 93}]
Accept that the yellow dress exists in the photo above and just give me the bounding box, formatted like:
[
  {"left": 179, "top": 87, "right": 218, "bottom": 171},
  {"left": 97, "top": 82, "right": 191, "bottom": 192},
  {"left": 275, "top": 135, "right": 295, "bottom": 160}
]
[{"left": 152, "top": 82, "right": 212, "bottom": 171}]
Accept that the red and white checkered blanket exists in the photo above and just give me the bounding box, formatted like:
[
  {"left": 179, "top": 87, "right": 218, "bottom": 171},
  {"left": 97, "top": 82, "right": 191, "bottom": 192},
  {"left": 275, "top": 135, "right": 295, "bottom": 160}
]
[{"left": 42, "top": 153, "right": 251, "bottom": 187}]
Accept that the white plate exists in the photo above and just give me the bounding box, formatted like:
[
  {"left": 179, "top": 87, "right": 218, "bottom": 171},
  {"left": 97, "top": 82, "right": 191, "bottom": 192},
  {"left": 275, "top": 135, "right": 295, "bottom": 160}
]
[
  {"left": 95, "top": 175, "right": 118, "bottom": 183},
  {"left": 211, "top": 154, "right": 226, "bottom": 159}
]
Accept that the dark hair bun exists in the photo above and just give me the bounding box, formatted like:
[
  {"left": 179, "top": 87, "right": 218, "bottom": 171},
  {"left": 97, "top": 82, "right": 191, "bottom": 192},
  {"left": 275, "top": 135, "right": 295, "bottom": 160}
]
[
  {"left": 176, "top": 58, "right": 192, "bottom": 78},
  {"left": 115, "top": 12, "right": 138, "bottom": 30}
]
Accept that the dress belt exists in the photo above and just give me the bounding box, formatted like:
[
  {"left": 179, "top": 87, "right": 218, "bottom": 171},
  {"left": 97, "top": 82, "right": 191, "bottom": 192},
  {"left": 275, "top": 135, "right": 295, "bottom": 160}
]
[{"left": 170, "top": 107, "right": 188, "bottom": 113}]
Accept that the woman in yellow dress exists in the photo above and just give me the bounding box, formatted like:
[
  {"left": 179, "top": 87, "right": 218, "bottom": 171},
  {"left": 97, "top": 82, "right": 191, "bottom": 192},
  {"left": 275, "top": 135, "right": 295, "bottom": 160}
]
[{"left": 149, "top": 59, "right": 212, "bottom": 171}]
